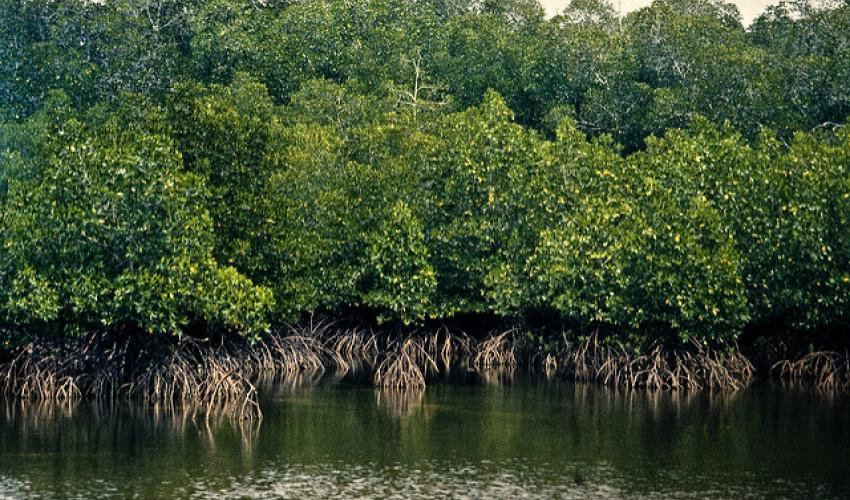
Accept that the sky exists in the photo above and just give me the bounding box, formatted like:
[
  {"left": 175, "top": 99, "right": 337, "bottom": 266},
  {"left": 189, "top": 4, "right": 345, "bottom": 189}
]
[{"left": 539, "top": 0, "right": 780, "bottom": 25}]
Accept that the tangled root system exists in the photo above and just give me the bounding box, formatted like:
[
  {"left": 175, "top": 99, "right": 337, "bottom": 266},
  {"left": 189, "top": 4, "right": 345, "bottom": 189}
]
[
  {"left": 472, "top": 328, "right": 526, "bottom": 368},
  {"left": 1, "top": 322, "right": 767, "bottom": 422},
  {"left": 374, "top": 337, "right": 436, "bottom": 389},
  {"left": 553, "top": 332, "right": 753, "bottom": 391},
  {"left": 772, "top": 350, "right": 850, "bottom": 392}
]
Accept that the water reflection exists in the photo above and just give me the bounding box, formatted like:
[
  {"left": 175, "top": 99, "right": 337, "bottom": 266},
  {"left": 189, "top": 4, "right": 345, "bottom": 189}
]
[
  {"left": 0, "top": 375, "right": 847, "bottom": 499},
  {"left": 374, "top": 387, "right": 425, "bottom": 419}
]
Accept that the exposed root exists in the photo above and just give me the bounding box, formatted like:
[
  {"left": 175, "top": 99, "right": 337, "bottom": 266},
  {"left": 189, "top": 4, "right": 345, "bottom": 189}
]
[
  {"left": 124, "top": 338, "right": 261, "bottom": 424},
  {"left": 321, "top": 327, "right": 380, "bottom": 372},
  {"left": 243, "top": 333, "right": 332, "bottom": 378},
  {"left": 1, "top": 323, "right": 764, "bottom": 422},
  {"left": 2, "top": 343, "right": 83, "bottom": 405},
  {"left": 557, "top": 333, "right": 753, "bottom": 391},
  {"left": 472, "top": 328, "right": 525, "bottom": 368},
  {"left": 772, "top": 350, "right": 850, "bottom": 392},
  {"left": 1, "top": 332, "right": 327, "bottom": 423},
  {"left": 421, "top": 327, "right": 474, "bottom": 370},
  {"left": 374, "top": 337, "right": 437, "bottom": 389}
]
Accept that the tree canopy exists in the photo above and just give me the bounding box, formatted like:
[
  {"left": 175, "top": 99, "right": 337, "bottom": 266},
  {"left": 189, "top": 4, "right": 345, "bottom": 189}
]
[{"left": 1, "top": 0, "right": 849, "bottom": 346}]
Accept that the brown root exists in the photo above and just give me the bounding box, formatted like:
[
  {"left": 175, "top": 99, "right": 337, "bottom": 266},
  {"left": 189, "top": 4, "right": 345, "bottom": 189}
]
[
  {"left": 771, "top": 350, "right": 850, "bottom": 392},
  {"left": 472, "top": 328, "right": 525, "bottom": 368},
  {"left": 421, "top": 326, "right": 474, "bottom": 370},
  {"left": 2, "top": 323, "right": 762, "bottom": 423},
  {"left": 374, "top": 337, "right": 437, "bottom": 389},
  {"left": 123, "top": 337, "right": 262, "bottom": 424},
  {"left": 244, "top": 333, "right": 332, "bottom": 378},
  {"left": 2, "top": 343, "right": 82, "bottom": 405},
  {"left": 557, "top": 333, "right": 753, "bottom": 391},
  {"left": 321, "top": 327, "right": 381, "bottom": 373}
]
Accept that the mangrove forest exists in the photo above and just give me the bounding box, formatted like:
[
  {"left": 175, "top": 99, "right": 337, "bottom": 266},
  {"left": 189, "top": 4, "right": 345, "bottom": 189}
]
[{"left": 1, "top": 0, "right": 850, "bottom": 419}]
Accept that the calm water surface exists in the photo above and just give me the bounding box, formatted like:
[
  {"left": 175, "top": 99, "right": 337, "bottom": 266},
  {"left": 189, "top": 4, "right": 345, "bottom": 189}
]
[{"left": 0, "top": 373, "right": 848, "bottom": 498}]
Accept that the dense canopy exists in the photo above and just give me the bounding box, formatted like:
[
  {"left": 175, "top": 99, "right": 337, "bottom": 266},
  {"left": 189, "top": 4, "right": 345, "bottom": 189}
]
[{"left": 1, "top": 0, "right": 849, "bottom": 348}]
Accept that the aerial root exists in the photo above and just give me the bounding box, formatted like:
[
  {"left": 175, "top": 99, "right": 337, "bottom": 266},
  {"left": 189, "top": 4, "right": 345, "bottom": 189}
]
[
  {"left": 374, "top": 337, "right": 436, "bottom": 389},
  {"left": 472, "top": 328, "right": 525, "bottom": 368},
  {"left": 320, "top": 327, "right": 380, "bottom": 373},
  {"left": 2, "top": 325, "right": 762, "bottom": 420},
  {"left": 124, "top": 337, "right": 262, "bottom": 424},
  {"left": 554, "top": 333, "right": 753, "bottom": 391},
  {"left": 772, "top": 350, "right": 850, "bottom": 392}
]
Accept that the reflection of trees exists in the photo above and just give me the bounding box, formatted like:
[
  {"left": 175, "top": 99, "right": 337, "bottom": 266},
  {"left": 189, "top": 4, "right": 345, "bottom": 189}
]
[{"left": 0, "top": 398, "right": 257, "bottom": 460}]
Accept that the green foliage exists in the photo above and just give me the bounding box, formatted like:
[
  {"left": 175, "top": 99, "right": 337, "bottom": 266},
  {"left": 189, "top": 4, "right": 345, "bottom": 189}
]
[
  {"left": 525, "top": 121, "right": 749, "bottom": 341},
  {"left": 2, "top": 0, "right": 850, "bottom": 347},
  {"left": 363, "top": 201, "right": 437, "bottom": 322},
  {"left": 641, "top": 119, "right": 850, "bottom": 330},
  {"left": 0, "top": 94, "right": 272, "bottom": 337},
  {"left": 426, "top": 91, "right": 545, "bottom": 316}
]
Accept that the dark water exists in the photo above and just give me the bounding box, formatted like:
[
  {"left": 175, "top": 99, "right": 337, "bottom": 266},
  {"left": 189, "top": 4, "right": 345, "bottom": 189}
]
[{"left": 1, "top": 373, "right": 848, "bottom": 499}]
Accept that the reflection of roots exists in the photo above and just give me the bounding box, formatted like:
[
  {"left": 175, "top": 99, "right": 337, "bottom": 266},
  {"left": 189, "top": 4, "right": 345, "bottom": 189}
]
[
  {"left": 256, "top": 369, "right": 325, "bottom": 397},
  {"left": 772, "top": 351, "right": 850, "bottom": 392},
  {"left": 568, "top": 379, "right": 743, "bottom": 422},
  {"left": 3, "top": 399, "right": 79, "bottom": 437},
  {"left": 2, "top": 398, "right": 259, "bottom": 444},
  {"left": 374, "top": 387, "right": 424, "bottom": 418},
  {"left": 477, "top": 366, "right": 517, "bottom": 387}
]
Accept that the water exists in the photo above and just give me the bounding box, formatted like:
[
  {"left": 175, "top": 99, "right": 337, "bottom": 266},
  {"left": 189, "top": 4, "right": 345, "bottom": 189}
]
[{"left": 1, "top": 373, "right": 848, "bottom": 498}]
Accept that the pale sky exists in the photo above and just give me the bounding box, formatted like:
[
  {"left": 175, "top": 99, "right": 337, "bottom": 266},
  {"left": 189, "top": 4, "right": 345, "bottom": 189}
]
[{"left": 539, "top": 0, "right": 780, "bottom": 25}]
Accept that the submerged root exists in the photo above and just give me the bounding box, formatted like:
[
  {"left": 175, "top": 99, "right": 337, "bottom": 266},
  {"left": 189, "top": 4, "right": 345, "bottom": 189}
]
[{"left": 772, "top": 350, "right": 850, "bottom": 392}]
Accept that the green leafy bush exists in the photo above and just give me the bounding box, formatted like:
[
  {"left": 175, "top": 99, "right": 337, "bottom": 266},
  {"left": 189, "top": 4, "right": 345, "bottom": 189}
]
[
  {"left": 2, "top": 0, "right": 850, "bottom": 348},
  {"left": 0, "top": 93, "right": 272, "bottom": 337},
  {"left": 525, "top": 120, "right": 749, "bottom": 342}
]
